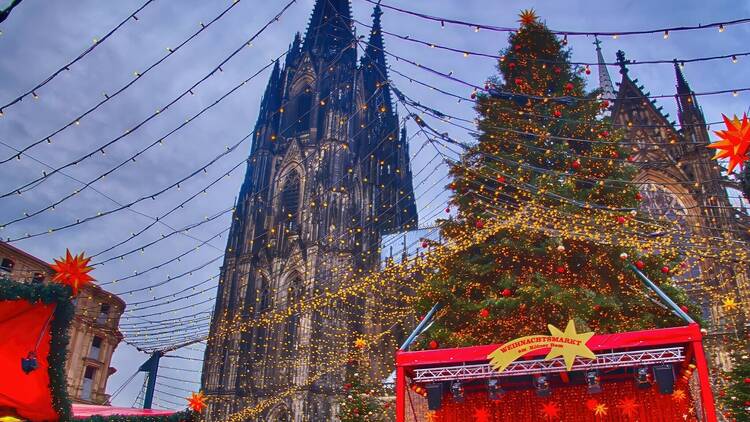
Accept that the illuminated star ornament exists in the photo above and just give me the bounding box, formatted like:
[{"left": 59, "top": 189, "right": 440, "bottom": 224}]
[
  {"left": 518, "top": 9, "right": 538, "bottom": 25},
  {"left": 472, "top": 407, "right": 490, "bottom": 422},
  {"left": 617, "top": 397, "right": 639, "bottom": 418},
  {"left": 722, "top": 297, "right": 738, "bottom": 312},
  {"left": 354, "top": 338, "right": 368, "bottom": 349},
  {"left": 50, "top": 249, "right": 94, "bottom": 296},
  {"left": 540, "top": 401, "right": 561, "bottom": 419},
  {"left": 672, "top": 389, "right": 687, "bottom": 403},
  {"left": 187, "top": 391, "right": 207, "bottom": 413},
  {"left": 708, "top": 113, "right": 750, "bottom": 172},
  {"left": 593, "top": 403, "right": 609, "bottom": 416}
]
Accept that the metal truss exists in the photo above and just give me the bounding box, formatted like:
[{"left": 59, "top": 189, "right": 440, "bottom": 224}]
[{"left": 412, "top": 347, "right": 685, "bottom": 383}]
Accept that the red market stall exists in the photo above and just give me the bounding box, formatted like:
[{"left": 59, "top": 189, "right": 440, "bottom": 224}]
[{"left": 395, "top": 323, "right": 718, "bottom": 421}]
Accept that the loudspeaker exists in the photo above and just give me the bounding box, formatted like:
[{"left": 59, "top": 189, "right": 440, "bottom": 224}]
[
  {"left": 653, "top": 364, "right": 675, "bottom": 394},
  {"left": 426, "top": 383, "right": 443, "bottom": 411}
]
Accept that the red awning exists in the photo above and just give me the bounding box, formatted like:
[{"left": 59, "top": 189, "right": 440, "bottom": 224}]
[{"left": 72, "top": 404, "right": 176, "bottom": 418}]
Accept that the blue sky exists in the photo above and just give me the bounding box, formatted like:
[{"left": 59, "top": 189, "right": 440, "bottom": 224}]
[{"left": 0, "top": 0, "right": 748, "bottom": 409}]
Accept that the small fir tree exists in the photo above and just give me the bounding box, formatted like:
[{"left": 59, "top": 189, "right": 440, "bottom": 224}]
[
  {"left": 720, "top": 346, "right": 750, "bottom": 422},
  {"left": 415, "top": 10, "right": 694, "bottom": 348},
  {"left": 339, "top": 349, "right": 392, "bottom": 422}
]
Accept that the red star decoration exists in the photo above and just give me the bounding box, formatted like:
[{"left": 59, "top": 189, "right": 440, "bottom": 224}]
[
  {"left": 50, "top": 249, "right": 94, "bottom": 296},
  {"left": 617, "top": 397, "right": 639, "bottom": 418},
  {"left": 473, "top": 407, "right": 490, "bottom": 422},
  {"left": 708, "top": 113, "right": 750, "bottom": 172},
  {"left": 187, "top": 391, "right": 207, "bottom": 412},
  {"left": 540, "top": 401, "right": 560, "bottom": 419}
]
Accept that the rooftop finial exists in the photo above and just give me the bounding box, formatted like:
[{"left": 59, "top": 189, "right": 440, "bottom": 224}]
[{"left": 615, "top": 50, "right": 629, "bottom": 75}]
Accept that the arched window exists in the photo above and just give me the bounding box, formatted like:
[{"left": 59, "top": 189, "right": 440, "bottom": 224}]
[
  {"left": 254, "top": 278, "right": 270, "bottom": 359},
  {"left": 283, "top": 277, "right": 303, "bottom": 356},
  {"left": 295, "top": 87, "right": 312, "bottom": 133},
  {"left": 280, "top": 173, "right": 301, "bottom": 228}
]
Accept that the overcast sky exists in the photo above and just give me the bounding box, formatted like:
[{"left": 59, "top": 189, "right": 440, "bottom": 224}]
[{"left": 0, "top": 0, "right": 748, "bottom": 410}]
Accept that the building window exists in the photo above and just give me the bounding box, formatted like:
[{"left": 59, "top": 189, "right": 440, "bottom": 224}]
[
  {"left": 280, "top": 173, "right": 301, "bottom": 229},
  {"left": 97, "top": 303, "right": 110, "bottom": 325},
  {"left": 89, "top": 336, "right": 102, "bottom": 360},
  {"left": 32, "top": 272, "right": 45, "bottom": 283},
  {"left": 82, "top": 366, "right": 97, "bottom": 400},
  {"left": 0, "top": 258, "right": 14, "bottom": 273},
  {"left": 283, "top": 278, "right": 302, "bottom": 358},
  {"left": 295, "top": 89, "right": 313, "bottom": 133}
]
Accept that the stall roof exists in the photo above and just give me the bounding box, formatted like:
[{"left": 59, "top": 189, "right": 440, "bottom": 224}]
[{"left": 72, "top": 404, "right": 176, "bottom": 418}]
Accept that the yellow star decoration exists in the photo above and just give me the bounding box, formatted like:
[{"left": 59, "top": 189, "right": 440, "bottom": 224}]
[
  {"left": 518, "top": 9, "right": 538, "bottom": 25},
  {"left": 545, "top": 320, "right": 596, "bottom": 370},
  {"left": 354, "top": 338, "right": 368, "bottom": 349},
  {"left": 672, "top": 389, "right": 687, "bottom": 402},
  {"left": 722, "top": 297, "right": 738, "bottom": 312},
  {"left": 425, "top": 411, "right": 438, "bottom": 422},
  {"left": 593, "top": 403, "right": 609, "bottom": 416}
]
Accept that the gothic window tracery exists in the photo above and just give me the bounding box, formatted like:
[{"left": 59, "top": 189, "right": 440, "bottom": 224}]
[
  {"left": 639, "top": 183, "right": 702, "bottom": 286},
  {"left": 280, "top": 172, "right": 301, "bottom": 229}
]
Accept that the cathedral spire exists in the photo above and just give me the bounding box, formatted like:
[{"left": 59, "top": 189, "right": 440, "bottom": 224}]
[
  {"left": 285, "top": 32, "right": 302, "bottom": 67},
  {"left": 362, "top": 3, "right": 392, "bottom": 109},
  {"left": 594, "top": 36, "right": 615, "bottom": 101},
  {"left": 674, "top": 60, "right": 705, "bottom": 128},
  {"left": 302, "top": 0, "right": 354, "bottom": 57}
]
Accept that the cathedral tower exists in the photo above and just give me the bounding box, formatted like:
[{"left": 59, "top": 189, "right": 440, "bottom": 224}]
[{"left": 201, "top": 1, "right": 417, "bottom": 420}]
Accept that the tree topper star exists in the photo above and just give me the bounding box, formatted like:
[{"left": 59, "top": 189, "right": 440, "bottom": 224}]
[
  {"left": 518, "top": 9, "right": 538, "bottom": 25},
  {"left": 722, "top": 297, "right": 738, "bottom": 312}
]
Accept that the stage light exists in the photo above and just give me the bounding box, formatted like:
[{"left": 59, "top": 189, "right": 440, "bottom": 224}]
[
  {"left": 635, "top": 366, "right": 651, "bottom": 389},
  {"left": 534, "top": 375, "right": 551, "bottom": 397},
  {"left": 450, "top": 381, "right": 464, "bottom": 403},
  {"left": 586, "top": 370, "right": 602, "bottom": 394},
  {"left": 487, "top": 378, "right": 504, "bottom": 401},
  {"left": 653, "top": 364, "right": 675, "bottom": 394},
  {"left": 425, "top": 383, "right": 443, "bottom": 411}
]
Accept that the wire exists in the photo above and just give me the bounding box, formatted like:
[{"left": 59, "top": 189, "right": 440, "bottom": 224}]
[
  {"left": 363, "top": 0, "right": 750, "bottom": 37},
  {"left": 0, "top": 0, "right": 156, "bottom": 113}
]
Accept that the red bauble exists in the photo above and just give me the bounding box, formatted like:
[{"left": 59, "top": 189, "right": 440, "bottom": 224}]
[
  {"left": 571, "top": 160, "right": 581, "bottom": 170},
  {"left": 479, "top": 308, "right": 490, "bottom": 318},
  {"left": 627, "top": 155, "right": 636, "bottom": 163},
  {"left": 635, "top": 260, "right": 646, "bottom": 270},
  {"left": 554, "top": 110, "right": 562, "bottom": 118},
  {"left": 600, "top": 100, "right": 610, "bottom": 108},
  {"left": 593, "top": 305, "right": 602, "bottom": 311},
  {"left": 475, "top": 220, "right": 485, "bottom": 229},
  {"left": 585, "top": 68, "right": 591, "bottom": 75},
  {"left": 617, "top": 216, "right": 626, "bottom": 224},
  {"left": 497, "top": 175, "right": 506, "bottom": 183},
  {"left": 744, "top": 377, "right": 750, "bottom": 384},
  {"left": 680, "top": 305, "right": 689, "bottom": 313},
  {"left": 564, "top": 82, "right": 574, "bottom": 91},
  {"left": 556, "top": 266, "right": 566, "bottom": 274},
  {"left": 508, "top": 62, "right": 516, "bottom": 70},
  {"left": 553, "top": 66, "right": 561, "bottom": 74},
  {"left": 514, "top": 44, "right": 521, "bottom": 51},
  {"left": 600, "top": 131, "right": 610, "bottom": 138},
  {"left": 344, "top": 383, "right": 352, "bottom": 390},
  {"left": 421, "top": 241, "right": 428, "bottom": 248},
  {"left": 635, "top": 192, "right": 643, "bottom": 201},
  {"left": 661, "top": 266, "right": 670, "bottom": 274},
  {"left": 514, "top": 77, "right": 523, "bottom": 85},
  {"left": 445, "top": 207, "right": 451, "bottom": 213},
  {"left": 470, "top": 91, "right": 477, "bottom": 99},
  {"left": 501, "top": 288, "right": 513, "bottom": 297},
  {"left": 429, "top": 340, "right": 439, "bottom": 349}
]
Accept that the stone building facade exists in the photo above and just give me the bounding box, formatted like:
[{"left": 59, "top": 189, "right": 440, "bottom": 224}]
[
  {"left": 600, "top": 49, "right": 749, "bottom": 368},
  {"left": 201, "top": 1, "right": 417, "bottom": 420},
  {"left": 0, "top": 241, "right": 125, "bottom": 404}
]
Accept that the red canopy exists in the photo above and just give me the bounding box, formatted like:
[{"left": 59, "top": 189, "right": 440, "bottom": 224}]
[
  {"left": 0, "top": 300, "right": 57, "bottom": 421},
  {"left": 72, "top": 404, "right": 176, "bottom": 418}
]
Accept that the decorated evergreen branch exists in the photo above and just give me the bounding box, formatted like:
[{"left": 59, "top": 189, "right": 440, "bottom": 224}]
[
  {"left": 339, "top": 345, "right": 393, "bottom": 422},
  {"left": 415, "top": 10, "right": 696, "bottom": 349},
  {"left": 719, "top": 345, "right": 750, "bottom": 422}
]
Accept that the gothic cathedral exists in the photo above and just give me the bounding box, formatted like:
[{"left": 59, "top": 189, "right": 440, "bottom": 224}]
[
  {"left": 201, "top": 1, "right": 417, "bottom": 420},
  {"left": 601, "top": 48, "right": 749, "bottom": 368}
]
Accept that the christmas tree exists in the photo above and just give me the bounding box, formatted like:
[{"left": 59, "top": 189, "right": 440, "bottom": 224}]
[
  {"left": 415, "top": 10, "right": 694, "bottom": 348},
  {"left": 719, "top": 346, "right": 750, "bottom": 422},
  {"left": 338, "top": 347, "right": 393, "bottom": 422}
]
